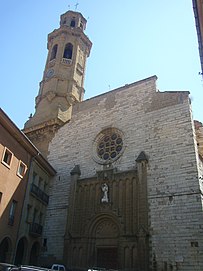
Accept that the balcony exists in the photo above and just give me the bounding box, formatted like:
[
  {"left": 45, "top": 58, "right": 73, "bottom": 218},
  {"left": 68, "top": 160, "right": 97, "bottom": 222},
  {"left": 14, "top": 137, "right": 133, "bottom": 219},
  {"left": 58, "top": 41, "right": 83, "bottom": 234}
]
[
  {"left": 31, "top": 183, "right": 49, "bottom": 205},
  {"left": 62, "top": 58, "right": 72, "bottom": 65},
  {"left": 29, "top": 222, "right": 43, "bottom": 236}
]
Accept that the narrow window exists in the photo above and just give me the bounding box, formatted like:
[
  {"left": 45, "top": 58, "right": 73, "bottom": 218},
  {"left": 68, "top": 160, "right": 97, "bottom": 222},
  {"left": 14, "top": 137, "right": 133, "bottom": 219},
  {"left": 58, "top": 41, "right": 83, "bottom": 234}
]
[
  {"left": 0, "top": 192, "right": 2, "bottom": 203},
  {"left": 70, "top": 19, "right": 76, "bottom": 27},
  {"left": 63, "top": 43, "right": 73, "bottom": 59},
  {"left": 2, "top": 147, "right": 13, "bottom": 168},
  {"left": 17, "top": 161, "right": 27, "bottom": 178},
  {"left": 8, "top": 200, "right": 17, "bottom": 226},
  {"left": 80, "top": 22, "right": 83, "bottom": 30},
  {"left": 50, "top": 44, "right": 58, "bottom": 61}
]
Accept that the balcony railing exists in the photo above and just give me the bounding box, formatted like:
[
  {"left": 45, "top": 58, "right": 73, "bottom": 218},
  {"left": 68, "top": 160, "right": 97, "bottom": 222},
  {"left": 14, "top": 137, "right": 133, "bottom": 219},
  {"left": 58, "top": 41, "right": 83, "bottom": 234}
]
[
  {"left": 31, "top": 183, "right": 49, "bottom": 205},
  {"left": 62, "top": 58, "right": 72, "bottom": 65},
  {"left": 29, "top": 222, "right": 43, "bottom": 236}
]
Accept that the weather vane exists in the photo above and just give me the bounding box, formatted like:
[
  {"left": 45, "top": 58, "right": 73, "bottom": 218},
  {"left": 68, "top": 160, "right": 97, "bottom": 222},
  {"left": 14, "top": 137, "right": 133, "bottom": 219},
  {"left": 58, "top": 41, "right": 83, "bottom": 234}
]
[{"left": 75, "top": 2, "right": 79, "bottom": 11}]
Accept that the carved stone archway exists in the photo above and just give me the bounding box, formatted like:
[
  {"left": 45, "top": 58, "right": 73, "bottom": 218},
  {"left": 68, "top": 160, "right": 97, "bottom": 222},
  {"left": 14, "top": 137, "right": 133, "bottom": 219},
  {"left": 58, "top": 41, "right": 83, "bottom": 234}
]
[
  {"left": 65, "top": 160, "right": 149, "bottom": 271},
  {"left": 90, "top": 217, "right": 120, "bottom": 269}
]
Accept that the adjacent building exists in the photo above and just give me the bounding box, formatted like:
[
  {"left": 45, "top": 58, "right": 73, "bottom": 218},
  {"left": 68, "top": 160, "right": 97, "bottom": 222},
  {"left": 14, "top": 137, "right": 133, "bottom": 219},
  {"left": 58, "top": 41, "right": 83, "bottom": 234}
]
[{"left": 0, "top": 108, "right": 56, "bottom": 264}]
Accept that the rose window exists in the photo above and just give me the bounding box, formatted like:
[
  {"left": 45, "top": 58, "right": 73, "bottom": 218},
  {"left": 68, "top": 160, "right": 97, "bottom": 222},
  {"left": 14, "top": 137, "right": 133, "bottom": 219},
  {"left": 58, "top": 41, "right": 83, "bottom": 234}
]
[{"left": 92, "top": 128, "right": 124, "bottom": 164}]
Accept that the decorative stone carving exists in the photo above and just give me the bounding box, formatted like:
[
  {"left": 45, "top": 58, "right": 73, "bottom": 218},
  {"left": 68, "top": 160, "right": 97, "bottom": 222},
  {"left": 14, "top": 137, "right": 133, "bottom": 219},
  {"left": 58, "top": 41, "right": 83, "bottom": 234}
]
[
  {"left": 101, "top": 183, "right": 109, "bottom": 203},
  {"left": 95, "top": 219, "right": 118, "bottom": 238}
]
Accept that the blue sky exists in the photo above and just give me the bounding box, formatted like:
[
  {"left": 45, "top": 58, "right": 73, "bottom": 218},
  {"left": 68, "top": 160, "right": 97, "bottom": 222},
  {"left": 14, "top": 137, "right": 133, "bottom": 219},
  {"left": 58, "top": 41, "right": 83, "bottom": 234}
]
[{"left": 1, "top": 0, "right": 202, "bottom": 128}]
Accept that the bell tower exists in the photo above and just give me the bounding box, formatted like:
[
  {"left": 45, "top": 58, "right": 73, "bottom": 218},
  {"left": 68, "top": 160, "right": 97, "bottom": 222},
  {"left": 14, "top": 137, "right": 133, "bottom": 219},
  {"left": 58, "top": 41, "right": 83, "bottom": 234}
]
[{"left": 23, "top": 10, "right": 92, "bottom": 157}]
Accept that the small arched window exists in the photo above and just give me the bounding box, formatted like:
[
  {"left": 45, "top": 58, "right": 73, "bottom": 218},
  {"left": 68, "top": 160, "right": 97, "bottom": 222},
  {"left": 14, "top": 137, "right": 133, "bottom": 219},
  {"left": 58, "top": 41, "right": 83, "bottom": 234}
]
[
  {"left": 63, "top": 43, "right": 73, "bottom": 59},
  {"left": 80, "top": 22, "right": 84, "bottom": 30},
  {"left": 50, "top": 44, "right": 58, "bottom": 61},
  {"left": 70, "top": 19, "right": 76, "bottom": 27}
]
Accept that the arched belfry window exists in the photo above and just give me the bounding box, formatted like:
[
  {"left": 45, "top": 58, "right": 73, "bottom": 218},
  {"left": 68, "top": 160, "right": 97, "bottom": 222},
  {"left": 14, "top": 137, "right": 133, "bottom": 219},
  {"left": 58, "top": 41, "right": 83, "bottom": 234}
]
[
  {"left": 80, "top": 22, "right": 84, "bottom": 30},
  {"left": 50, "top": 44, "right": 58, "bottom": 61},
  {"left": 63, "top": 43, "right": 73, "bottom": 59},
  {"left": 70, "top": 19, "right": 76, "bottom": 27}
]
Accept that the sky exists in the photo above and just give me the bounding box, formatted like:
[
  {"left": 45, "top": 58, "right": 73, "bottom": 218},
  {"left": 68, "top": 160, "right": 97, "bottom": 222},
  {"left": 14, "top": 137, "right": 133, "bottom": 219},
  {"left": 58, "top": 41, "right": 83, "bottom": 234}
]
[{"left": 1, "top": 0, "right": 202, "bottom": 129}]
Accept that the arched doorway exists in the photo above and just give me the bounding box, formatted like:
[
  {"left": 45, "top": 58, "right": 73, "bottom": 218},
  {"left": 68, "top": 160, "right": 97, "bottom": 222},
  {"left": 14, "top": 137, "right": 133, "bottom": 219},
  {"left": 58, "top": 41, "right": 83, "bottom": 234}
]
[
  {"left": 29, "top": 242, "right": 40, "bottom": 265},
  {"left": 93, "top": 218, "right": 119, "bottom": 269},
  {"left": 15, "top": 237, "right": 27, "bottom": 265},
  {"left": 66, "top": 215, "right": 120, "bottom": 269},
  {"left": 0, "top": 237, "right": 12, "bottom": 262}
]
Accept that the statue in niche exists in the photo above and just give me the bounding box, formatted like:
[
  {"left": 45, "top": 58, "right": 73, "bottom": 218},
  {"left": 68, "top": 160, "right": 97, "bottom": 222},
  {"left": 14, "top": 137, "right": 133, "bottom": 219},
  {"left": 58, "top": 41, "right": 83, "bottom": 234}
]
[{"left": 101, "top": 183, "right": 109, "bottom": 203}]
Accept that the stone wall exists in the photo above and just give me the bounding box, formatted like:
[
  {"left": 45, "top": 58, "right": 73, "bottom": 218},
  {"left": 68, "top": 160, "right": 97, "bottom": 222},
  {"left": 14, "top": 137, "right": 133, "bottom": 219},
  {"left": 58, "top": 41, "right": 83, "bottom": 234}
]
[{"left": 43, "top": 76, "right": 203, "bottom": 270}]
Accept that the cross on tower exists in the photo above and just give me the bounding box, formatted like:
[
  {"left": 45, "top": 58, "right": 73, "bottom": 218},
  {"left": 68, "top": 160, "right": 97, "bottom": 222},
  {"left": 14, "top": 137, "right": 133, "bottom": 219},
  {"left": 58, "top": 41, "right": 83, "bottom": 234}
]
[{"left": 75, "top": 2, "right": 79, "bottom": 10}]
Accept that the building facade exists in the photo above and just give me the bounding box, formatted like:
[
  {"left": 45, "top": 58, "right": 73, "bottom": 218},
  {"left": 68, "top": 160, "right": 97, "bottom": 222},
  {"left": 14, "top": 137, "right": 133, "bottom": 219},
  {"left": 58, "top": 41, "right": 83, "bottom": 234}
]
[
  {"left": 0, "top": 109, "right": 56, "bottom": 264},
  {"left": 15, "top": 155, "right": 56, "bottom": 265},
  {"left": 40, "top": 76, "right": 203, "bottom": 271},
  {"left": 0, "top": 109, "right": 30, "bottom": 263},
  {"left": 19, "top": 8, "right": 203, "bottom": 271}
]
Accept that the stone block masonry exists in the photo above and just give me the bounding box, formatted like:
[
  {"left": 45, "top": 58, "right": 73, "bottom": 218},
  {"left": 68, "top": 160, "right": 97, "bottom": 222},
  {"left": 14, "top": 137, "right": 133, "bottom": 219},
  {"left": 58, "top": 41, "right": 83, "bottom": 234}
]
[{"left": 43, "top": 76, "right": 203, "bottom": 270}]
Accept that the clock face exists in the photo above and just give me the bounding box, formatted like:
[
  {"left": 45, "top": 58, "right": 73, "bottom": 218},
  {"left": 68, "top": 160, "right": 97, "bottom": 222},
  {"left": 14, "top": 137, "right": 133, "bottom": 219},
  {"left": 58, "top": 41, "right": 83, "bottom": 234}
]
[{"left": 46, "top": 68, "right": 54, "bottom": 78}]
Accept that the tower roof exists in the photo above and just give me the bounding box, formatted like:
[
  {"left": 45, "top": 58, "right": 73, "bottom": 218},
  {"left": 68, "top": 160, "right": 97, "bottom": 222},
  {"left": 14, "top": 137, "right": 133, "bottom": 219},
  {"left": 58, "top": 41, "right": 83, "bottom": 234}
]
[{"left": 60, "top": 10, "right": 87, "bottom": 30}]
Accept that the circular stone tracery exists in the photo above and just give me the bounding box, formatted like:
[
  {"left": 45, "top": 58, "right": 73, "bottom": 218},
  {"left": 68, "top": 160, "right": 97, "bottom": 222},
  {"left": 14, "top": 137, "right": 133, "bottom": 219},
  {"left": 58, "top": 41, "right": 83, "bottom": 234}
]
[{"left": 93, "top": 128, "right": 124, "bottom": 164}]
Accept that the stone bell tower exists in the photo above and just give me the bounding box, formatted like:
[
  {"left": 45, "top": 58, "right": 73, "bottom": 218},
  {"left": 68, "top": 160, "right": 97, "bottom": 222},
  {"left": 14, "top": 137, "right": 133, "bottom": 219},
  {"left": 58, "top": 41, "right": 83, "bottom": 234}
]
[{"left": 23, "top": 10, "right": 92, "bottom": 157}]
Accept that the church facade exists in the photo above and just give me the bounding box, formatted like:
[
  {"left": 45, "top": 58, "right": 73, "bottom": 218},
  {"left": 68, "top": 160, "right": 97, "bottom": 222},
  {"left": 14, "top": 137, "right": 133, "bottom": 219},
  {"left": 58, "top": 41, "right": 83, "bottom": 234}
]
[
  {"left": 42, "top": 76, "right": 203, "bottom": 271},
  {"left": 23, "top": 9, "right": 203, "bottom": 271}
]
